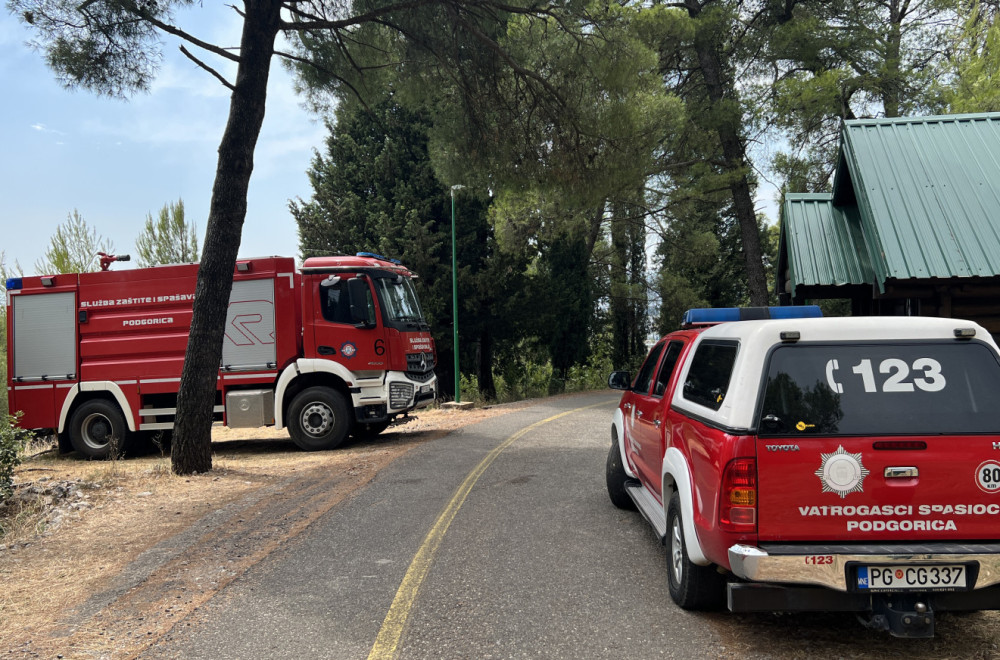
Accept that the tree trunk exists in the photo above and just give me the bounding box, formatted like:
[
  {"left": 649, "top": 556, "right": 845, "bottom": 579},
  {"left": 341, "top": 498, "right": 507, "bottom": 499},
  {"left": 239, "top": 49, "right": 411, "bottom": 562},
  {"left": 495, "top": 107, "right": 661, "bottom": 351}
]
[
  {"left": 610, "top": 200, "right": 629, "bottom": 367},
  {"left": 882, "top": 0, "right": 903, "bottom": 118},
  {"left": 626, "top": 199, "right": 647, "bottom": 358},
  {"left": 687, "top": 1, "right": 769, "bottom": 306},
  {"left": 171, "top": 0, "right": 282, "bottom": 475},
  {"left": 477, "top": 328, "right": 496, "bottom": 400}
]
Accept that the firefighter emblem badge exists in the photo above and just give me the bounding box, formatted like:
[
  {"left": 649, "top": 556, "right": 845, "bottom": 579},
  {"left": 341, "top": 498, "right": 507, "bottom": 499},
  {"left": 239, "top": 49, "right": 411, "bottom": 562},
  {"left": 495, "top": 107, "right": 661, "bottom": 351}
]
[{"left": 815, "top": 446, "right": 869, "bottom": 498}]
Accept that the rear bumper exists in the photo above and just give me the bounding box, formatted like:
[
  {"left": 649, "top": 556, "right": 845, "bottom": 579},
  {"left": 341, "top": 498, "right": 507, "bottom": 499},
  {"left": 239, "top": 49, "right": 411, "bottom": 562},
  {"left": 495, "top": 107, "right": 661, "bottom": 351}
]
[
  {"left": 729, "top": 542, "right": 1000, "bottom": 591},
  {"left": 727, "top": 582, "right": 1000, "bottom": 613}
]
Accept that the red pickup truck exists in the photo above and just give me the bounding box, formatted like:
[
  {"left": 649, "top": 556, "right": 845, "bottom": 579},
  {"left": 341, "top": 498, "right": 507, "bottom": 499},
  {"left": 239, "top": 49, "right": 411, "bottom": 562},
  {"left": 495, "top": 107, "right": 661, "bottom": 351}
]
[{"left": 607, "top": 306, "right": 1000, "bottom": 638}]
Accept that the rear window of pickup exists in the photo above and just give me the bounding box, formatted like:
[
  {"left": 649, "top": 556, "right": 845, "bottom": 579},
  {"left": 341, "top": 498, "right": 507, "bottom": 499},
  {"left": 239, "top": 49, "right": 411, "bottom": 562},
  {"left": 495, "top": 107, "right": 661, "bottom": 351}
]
[{"left": 757, "top": 341, "right": 1000, "bottom": 436}]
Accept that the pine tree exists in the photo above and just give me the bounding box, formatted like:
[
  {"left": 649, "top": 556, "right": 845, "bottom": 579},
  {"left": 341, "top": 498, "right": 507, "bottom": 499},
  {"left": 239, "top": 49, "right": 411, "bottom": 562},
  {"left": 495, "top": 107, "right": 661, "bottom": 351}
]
[
  {"left": 134, "top": 200, "right": 199, "bottom": 267},
  {"left": 35, "top": 210, "right": 114, "bottom": 274}
]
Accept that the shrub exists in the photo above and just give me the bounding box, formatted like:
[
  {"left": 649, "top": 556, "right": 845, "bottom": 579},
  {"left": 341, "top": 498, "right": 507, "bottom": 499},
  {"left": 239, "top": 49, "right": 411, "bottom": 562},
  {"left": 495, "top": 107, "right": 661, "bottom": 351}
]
[
  {"left": 1, "top": 413, "right": 32, "bottom": 504},
  {"left": 455, "top": 334, "right": 618, "bottom": 405},
  {"left": 565, "top": 340, "right": 614, "bottom": 393},
  {"left": 0, "top": 351, "right": 6, "bottom": 419},
  {"left": 458, "top": 373, "right": 484, "bottom": 404},
  {"left": 1, "top": 315, "right": 6, "bottom": 419}
]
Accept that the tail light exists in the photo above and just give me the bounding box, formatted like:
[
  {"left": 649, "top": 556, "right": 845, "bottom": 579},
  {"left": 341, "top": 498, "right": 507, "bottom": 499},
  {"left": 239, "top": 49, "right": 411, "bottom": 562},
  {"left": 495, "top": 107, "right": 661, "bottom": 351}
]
[{"left": 720, "top": 458, "right": 757, "bottom": 532}]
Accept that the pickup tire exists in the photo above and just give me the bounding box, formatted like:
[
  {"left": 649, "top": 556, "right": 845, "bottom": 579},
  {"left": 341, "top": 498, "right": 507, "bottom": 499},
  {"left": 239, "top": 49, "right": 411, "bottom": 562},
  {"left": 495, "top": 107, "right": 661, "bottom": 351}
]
[
  {"left": 68, "top": 399, "right": 128, "bottom": 460},
  {"left": 288, "top": 387, "right": 351, "bottom": 451},
  {"left": 666, "top": 492, "right": 725, "bottom": 610},
  {"left": 605, "top": 441, "right": 637, "bottom": 510}
]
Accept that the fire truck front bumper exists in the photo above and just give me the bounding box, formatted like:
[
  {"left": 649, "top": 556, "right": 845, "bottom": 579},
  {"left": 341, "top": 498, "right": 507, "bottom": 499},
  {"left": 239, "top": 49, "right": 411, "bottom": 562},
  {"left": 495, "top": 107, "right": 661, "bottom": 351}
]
[
  {"left": 351, "top": 372, "right": 437, "bottom": 424},
  {"left": 727, "top": 542, "right": 1000, "bottom": 613},
  {"left": 385, "top": 371, "right": 437, "bottom": 414}
]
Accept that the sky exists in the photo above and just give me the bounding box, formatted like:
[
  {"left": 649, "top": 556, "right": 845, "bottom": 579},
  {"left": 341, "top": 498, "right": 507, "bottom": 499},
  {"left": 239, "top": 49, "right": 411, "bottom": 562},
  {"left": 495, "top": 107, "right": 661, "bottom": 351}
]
[
  {"left": 0, "top": 5, "right": 781, "bottom": 278},
  {"left": 0, "top": 4, "right": 324, "bottom": 276}
]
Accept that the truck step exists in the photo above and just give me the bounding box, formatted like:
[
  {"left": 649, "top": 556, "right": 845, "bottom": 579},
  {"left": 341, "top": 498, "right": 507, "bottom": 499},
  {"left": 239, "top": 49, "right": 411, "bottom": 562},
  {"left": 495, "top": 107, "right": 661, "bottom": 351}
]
[{"left": 625, "top": 483, "right": 667, "bottom": 540}]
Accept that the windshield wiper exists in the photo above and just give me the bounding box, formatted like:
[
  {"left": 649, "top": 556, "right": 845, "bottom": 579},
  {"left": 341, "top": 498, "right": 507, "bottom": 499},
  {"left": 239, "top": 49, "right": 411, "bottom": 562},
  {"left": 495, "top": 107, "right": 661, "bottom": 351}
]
[{"left": 397, "top": 317, "right": 429, "bottom": 330}]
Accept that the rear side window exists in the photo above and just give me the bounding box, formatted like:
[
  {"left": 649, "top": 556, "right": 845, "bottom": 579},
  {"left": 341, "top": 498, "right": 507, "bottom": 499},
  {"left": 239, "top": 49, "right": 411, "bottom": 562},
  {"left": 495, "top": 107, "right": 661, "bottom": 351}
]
[
  {"left": 682, "top": 340, "right": 739, "bottom": 411},
  {"left": 758, "top": 341, "right": 1000, "bottom": 436}
]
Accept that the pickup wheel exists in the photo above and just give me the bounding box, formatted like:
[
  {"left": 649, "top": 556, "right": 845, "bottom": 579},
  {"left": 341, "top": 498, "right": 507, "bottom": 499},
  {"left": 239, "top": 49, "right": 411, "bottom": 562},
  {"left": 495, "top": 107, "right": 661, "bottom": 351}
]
[
  {"left": 666, "top": 493, "right": 725, "bottom": 610},
  {"left": 605, "top": 441, "right": 637, "bottom": 510},
  {"left": 68, "top": 400, "right": 128, "bottom": 460},
  {"left": 288, "top": 387, "right": 351, "bottom": 451}
]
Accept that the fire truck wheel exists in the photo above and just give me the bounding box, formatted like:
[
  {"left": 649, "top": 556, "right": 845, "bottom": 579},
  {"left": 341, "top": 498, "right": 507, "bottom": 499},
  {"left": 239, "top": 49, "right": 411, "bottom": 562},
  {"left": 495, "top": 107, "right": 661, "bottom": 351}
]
[
  {"left": 605, "top": 440, "right": 637, "bottom": 510},
  {"left": 68, "top": 400, "right": 128, "bottom": 460},
  {"left": 666, "top": 492, "right": 725, "bottom": 611},
  {"left": 354, "top": 421, "right": 390, "bottom": 439},
  {"left": 288, "top": 387, "right": 351, "bottom": 451}
]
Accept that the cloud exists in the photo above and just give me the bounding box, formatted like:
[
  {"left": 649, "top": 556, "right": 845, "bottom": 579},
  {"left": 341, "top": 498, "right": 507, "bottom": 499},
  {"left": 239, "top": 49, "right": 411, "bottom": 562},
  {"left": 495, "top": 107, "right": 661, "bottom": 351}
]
[{"left": 31, "top": 123, "right": 66, "bottom": 136}]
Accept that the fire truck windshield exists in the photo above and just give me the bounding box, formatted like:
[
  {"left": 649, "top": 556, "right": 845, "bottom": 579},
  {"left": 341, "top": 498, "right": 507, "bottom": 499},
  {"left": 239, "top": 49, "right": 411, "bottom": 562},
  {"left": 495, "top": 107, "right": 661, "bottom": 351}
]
[{"left": 374, "top": 276, "right": 428, "bottom": 329}]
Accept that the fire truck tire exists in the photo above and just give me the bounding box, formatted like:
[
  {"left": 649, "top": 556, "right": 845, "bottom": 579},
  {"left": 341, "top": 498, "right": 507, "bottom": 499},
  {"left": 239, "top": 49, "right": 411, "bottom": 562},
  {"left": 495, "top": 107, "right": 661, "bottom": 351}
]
[
  {"left": 354, "top": 421, "right": 390, "bottom": 439},
  {"left": 68, "top": 400, "right": 128, "bottom": 460},
  {"left": 666, "top": 492, "right": 725, "bottom": 611},
  {"left": 605, "top": 440, "right": 637, "bottom": 510},
  {"left": 288, "top": 387, "right": 351, "bottom": 451}
]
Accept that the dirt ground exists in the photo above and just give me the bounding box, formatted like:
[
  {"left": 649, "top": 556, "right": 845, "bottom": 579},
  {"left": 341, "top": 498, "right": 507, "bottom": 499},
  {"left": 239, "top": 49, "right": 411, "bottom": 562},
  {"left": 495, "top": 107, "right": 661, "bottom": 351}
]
[{"left": 0, "top": 403, "right": 518, "bottom": 659}]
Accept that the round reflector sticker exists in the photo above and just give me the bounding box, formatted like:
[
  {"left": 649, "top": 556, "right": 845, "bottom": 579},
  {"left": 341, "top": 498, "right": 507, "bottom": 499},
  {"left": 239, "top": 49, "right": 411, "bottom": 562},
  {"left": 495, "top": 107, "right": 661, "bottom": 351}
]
[{"left": 976, "top": 461, "right": 1000, "bottom": 493}]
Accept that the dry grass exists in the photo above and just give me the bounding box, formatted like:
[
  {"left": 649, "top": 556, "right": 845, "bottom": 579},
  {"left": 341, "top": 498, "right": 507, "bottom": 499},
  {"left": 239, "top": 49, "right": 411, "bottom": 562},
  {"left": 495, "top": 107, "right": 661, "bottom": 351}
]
[{"left": 0, "top": 404, "right": 519, "bottom": 658}]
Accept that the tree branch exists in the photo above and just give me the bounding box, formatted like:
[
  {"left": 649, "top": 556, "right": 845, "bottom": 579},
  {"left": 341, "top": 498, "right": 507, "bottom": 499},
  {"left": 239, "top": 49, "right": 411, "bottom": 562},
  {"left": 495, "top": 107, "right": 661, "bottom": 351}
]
[
  {"left": 273, "top": 49, "right": 371, "bottom": 111},
  {"left": 450, "top": 6, "right": 566, "bottom": 109},
  {"left": 281, "top": 0, "right": 441, "bottom": 31},
  {"left": 119, "top": 0, "right": 240, "bottom": 63},
  {"left": 180, "top": 45, "right": 235, "bottom": 91}
]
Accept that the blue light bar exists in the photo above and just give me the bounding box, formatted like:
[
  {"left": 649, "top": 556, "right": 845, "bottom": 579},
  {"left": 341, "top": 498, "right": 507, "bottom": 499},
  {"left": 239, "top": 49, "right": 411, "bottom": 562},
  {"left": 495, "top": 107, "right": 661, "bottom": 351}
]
[
  {"left": 5, "top": 278, "right": 22, "bottom": 291},
  {"left": 356, "top": 252, "right": 402, "bottom": 265},
  {"left": 682, "top": 306, "right": 822, "bottom": 326},
  {"left": 683, "top": 308, "right": 741, "bottom": 325},
  {"left": 767, "top": 305, "right": 823, "bottom": 320}
]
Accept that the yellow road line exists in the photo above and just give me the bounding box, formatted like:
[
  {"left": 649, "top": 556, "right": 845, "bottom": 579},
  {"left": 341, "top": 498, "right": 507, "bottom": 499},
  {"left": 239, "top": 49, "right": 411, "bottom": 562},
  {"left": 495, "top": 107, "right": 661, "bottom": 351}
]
[{"left": 367, "top": 401, "right": 611, "bottom": 660}]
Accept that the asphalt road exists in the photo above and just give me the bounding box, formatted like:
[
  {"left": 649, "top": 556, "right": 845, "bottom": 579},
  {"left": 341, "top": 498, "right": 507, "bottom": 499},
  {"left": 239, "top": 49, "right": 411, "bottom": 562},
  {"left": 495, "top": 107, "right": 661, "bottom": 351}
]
[
  {"left": 143, "top": 392, "right": 1000, "bottom": 659},
  {"left": 141, "top": 392, "right": 721, "bottom": 658}
]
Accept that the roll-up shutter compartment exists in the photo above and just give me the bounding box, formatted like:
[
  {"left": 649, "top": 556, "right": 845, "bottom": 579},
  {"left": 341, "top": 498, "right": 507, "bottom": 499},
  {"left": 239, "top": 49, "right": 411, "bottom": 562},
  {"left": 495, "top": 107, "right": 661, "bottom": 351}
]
[
  {"left": 12, "top": 291, "right": 77, "bottom": 380},
  {"left": 222, "top": 279, "right": 276, "bottom": 370}
]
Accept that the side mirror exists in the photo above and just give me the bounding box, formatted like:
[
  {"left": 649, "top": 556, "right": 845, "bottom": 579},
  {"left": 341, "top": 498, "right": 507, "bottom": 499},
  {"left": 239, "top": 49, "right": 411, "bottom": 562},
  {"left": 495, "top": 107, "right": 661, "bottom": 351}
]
[
  {"left": 608, "top": 371, "right": 631, "bottom": 391},
  {"left": 347, "top": 277, "right": 374, "bottom": 328}
]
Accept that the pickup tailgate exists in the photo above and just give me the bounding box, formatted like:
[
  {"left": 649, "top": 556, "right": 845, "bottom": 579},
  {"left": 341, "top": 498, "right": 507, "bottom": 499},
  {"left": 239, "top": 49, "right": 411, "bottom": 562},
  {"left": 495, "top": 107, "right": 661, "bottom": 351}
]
[{"left": 754, "top": 339, "right": 1000, "bottom": 543}]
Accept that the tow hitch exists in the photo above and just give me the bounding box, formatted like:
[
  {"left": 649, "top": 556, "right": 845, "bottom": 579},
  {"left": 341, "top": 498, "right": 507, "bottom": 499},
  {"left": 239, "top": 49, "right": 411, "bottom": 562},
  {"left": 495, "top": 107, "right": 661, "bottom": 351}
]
[{"left": 860, "top": 595, "right": 934, "bottom": 638}]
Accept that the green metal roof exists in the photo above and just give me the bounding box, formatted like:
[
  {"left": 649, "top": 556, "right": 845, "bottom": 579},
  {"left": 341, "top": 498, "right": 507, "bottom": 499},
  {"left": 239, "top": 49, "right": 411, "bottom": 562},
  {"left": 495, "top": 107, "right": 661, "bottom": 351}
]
[
  {"left": 833, "top": 112, "right": 1000, "bottom": 288},
  {"left": 781, "top": 194, "right": 875, "bottom": 298}
]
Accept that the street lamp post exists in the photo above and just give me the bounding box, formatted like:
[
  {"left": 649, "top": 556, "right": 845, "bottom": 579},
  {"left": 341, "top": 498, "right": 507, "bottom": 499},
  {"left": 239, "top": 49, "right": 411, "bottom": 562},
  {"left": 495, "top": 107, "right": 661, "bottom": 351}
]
[{"left": 450, "top": 184, "right": 464, "bottom": 403}]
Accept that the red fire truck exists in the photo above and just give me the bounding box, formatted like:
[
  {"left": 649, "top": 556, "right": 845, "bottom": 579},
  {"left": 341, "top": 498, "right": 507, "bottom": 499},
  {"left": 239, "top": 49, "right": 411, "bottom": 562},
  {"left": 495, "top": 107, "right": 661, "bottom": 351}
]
[{"left": 5, "top": 253, "right": 437, "bottom": 458}]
